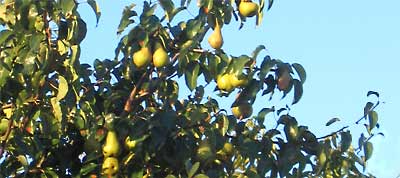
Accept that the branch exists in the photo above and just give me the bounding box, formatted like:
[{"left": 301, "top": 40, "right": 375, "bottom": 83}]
[
  {"left": 121, "top": 68, "right": 153, "bottom": 116},
  {"left": 355, "top": 101, "right": 380, "bottom": 124},
  {"left": 317, "top": 126, "right": 349, "bottom": 140}
]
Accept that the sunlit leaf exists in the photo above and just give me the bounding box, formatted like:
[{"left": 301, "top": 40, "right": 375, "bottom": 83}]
[
  {"left": 364, "top": 141, "right": 373, "bottom": 161},
  {"left": 188, "top": 162, "right": 200, "bottom": 178},
  {"left": 87, "top": 0, "right": 101, "bottom": 25},
  {"left": 59, "top": 0, "right": 76, "bottom": 14},
  {"left": 368, "top": 111, "right": 378, "bottom": 131},
  {"left": 57, "top": 75, "right": 68, "bottom": 100}
]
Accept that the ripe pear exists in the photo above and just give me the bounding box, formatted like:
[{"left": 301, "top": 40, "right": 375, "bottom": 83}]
[
  {"left": 103, "top": 131, "right": 120, "bottom": 158},
  {"left": 152, "top": 43, "right": 169, "bottom": 68},
  {"left": 230, "top": 74, "right": 248, "bottom": 87},
  {"left": 102, "top": 157, "right": 119, "bottom": 176},
  {"left": 133, "top": 46, "right": 152, "bottom": 68},
  {"left": 231, "top": 103, "right": 253, "bottom": 119},
  {"left": 217, "top": 74, "right": 234, "bottom": 92},
  {"left": 277, "top": 72, "right": 292, "bottom": 91},
  {"left": 208, "top": 21, "right": 223, "bottom": 49},
  {"left": 239, "top": 1, "right": 259, "bottom": 17}
]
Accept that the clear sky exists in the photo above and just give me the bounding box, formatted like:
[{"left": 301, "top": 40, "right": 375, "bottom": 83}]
[{"left": 78, "top": 1, "right": 400, "bottom": 177}]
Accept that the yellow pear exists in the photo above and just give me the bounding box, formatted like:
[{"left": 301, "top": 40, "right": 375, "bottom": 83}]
[
  {"left": 231, "top": 103, "right": 253, "bottom": 119},
  {"left": 102, "top": 157, "right": 119, "bottom": 176},
  {"left": 230, "top": 74, "right": 248, "bottom": 87},
  {"left": 208, "top": 21, "right": 223, "bottom": 49},
  {"left": 152, "top": 43, "right": 169, "bottom": 68},
  {"left": 103, "top": 131, "right": 120, "bottom": 157},
  {"left": 239, "top": 1, "right": 259, "bottom": 17},
  {"left": 217, "top": 74, "right": 233, "bottom": 92},
  {"left": 133, "top": 46, "right": 152, "bottom": 68}
]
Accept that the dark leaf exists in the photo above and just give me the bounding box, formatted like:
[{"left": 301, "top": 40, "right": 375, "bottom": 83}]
[
  {"left": 364, "top": 141, "right": 373, "bottom": 161},
  {"left": 368, "top": 111, "right": 378, "bottom": 131},
  {"left": 185, "top": 62, "right": 200, "bottom": 91},
  {"left": 325, "top": 118, "right": 340, "bottom": 126},
  {"left": 87, "top": 0, "right": 101, "bottom": 25},
  {"left": 292, "top": 63, "right": 306, "bottom": 84},
  {"left": 367, "top": 91, "right": 379, "bottom": 98},
  {"left": 340, "top": 131, "right": 352, "bottom": 152},
  {"left": 292, "top": 79, "right": 303, "bottom": 105}
]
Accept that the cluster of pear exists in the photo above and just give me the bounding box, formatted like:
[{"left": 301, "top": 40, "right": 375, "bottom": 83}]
[
  {"left": 102, "top": 131, "right": 120, "bottom": 176},
  {"left": 217, "top": 73, "right": 249, "bottom": 92},
  {"left": 197, "top": 141, "right": 235, "bottom": 165},
  {"left": 206, "top": 0, "right": 259, "bottom": 50},
  {"left": 132, "top": 42, "right": 169, "bottom": 69}
]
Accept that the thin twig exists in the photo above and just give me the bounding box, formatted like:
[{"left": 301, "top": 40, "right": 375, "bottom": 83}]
[
  {"left": 317, "top": 126, "right": 349, "bottom": 140},
  {"left": 122, "top": 68, "right": 152, "bottom": 116}
]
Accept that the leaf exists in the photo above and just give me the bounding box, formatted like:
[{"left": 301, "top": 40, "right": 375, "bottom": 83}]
[
  {"left": 158, "top": 0, "right": 175, "bottom": 21},
  {"left": 325, "top": 118, "right": 340, "bottom": 126},
  {"left": 367, "top": 91, "right": 379, "bottom": 98},
  {"left": 364, "top": 141, "right": 373, "bottom": 161},
  {"left": 292, "top": 79, "right": 303, "bottom": 105},
  {"left": 51, "top": 97, "right": 62, "bottom": 122},
  {"left": 363, "top": 102, "right": 374, "bottom": 118},
  {"left": 268, "top": 0, "right": 274, "bottom": 10},
  {"left": 59, "top": 0, "right": 76, "bottom": 14},
  {"left": 259, "top": 56, "right": 275, "bottom": 81},
  {"left": 221, "top": 115, "right": 229, "bottom": 136},
  {"left": 57, "top": 75, "right": 68, "bottom": 100},
  {"left": 0, "top": 30, "right": 13, "bottom": 45},
  {"left": 0, "top": 64, "right": 10, "bottom": 87},
  {"left": 340, "top": 131, "right": 352, "bottom": 152},
  {"left": 251, "top": 45, "right": 266, "bottom": 60},
  {"left": 193, "top": 174, "right": 209, "bottom": 178},
  {"left": 185, "top": 62, "right": 200, "bottom": 91},
  {"left": 117, "top": 4, "right": 137, "bottom": 34},
  {"left": 256, "top": 107, "right": 274, "bottom": 125},
  {"left": 368, "top": 111, "right": 378, "bottom": 131},
  {"left": 80, "top": 163, "right": 98, "bottom": 176},
  {"left": 87, "top": 0, "right": 101, "bottom": 26},
  {"left": 188, "top": 162, "right": 200, "bottom": 178},
  {"left": 292, "top": 63, "right": 306, "bottom": 84}
]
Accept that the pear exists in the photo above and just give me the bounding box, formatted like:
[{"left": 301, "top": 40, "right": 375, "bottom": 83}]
[
  {"left": 208, "top": 21, "right": 223, "bottom": 49},
  {"left": 133, "top": 46, "right": 152, "bottom": 68},
  {"left": 230, "top": 74, "right": 248, "bottom": 87},
  {"left": 231, "top": 102, "right": 253, "bottom": 119},
  {"left": 217, "top": 74, "right": 233, "bottom": 92},
  {"left": 152, "top": 43, "right": 169, "bottom": 68},
  {"left": 239, "top": 1, "right": 259, "bottom": 17},
  {"left": 103, "top": 131, "right": 120, "bottom": 157},
  {"left": 102, "top": 157, "right": 119, "bottom": 176}
]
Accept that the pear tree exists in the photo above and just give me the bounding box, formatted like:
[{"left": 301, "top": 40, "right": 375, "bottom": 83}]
[{"left": 0, "top": 0, "right": 382, "bottom": 177}]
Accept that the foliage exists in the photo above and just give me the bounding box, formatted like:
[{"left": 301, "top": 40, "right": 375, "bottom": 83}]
[{"left": 0, "top": 0, "right": 382, "bottom": 177}]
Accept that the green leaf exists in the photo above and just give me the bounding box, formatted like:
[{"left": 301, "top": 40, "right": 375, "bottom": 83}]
[
  {"left": 185, "top": 62, "right": 200, "bottom": 91},
  {"left": 221, "top": 115, "right": 229, "bottom": 136},
  {"left": 0, "top": 64, "right": 10, "bottom": 87},
  {"left": 51, "top": 97, "right": 62, "bottom": 122},
  {"left": 0, "top": 30, "right": 13, "bottom": 45},
  {"left": 267, "top": 0, "right": 274, "bottom": 10},
  {"left": 252, "top": 45, "right": 266, "bottom": 60},
  {"left": 259, "top": 56, "right": 275, "bottom": 81},
  {"left": 188, "top": 162, "right": 200, "bottom": 178},
  {"left": 292, "top": 79, "right": 303, "bottom": 105},
  {"left": 292, "top": 63, "right": 306, "bottom": 84},
  {"left": 325, "top": 118, "right": 340, "bottom": 126},
  {"left": 80, "top": 163, "right": 98, "bottom": 175},
  {"left": 256, "top": 107, "right": 274, "bottom": 125},
  {"left": 363, "top": 102, "right": 374, "bottom": 118},
  {"left": 364, "top": 141, "right": 373, "bottom": 161},
  {"left": 158, "top": 0, "right": 175, "bottom": 21},
  {"left": 59, "top": 0, "right": 76, "bottom": 14},
  {"left": 368, "top": 111, "right": 378, "bottom": 131},
  {"left": 341, "top": 131, "right": 352, "bottom": 152},
  {"left": 87, "top": 0, "right": 101, "bottom": 25},
  {"left": 117, "top": 4, "right": 137, "bottom": 34},
  {"left": 193, "top": 174, "right": 209, "bottom": 178},
  {"left": 57, "top": 75, "right": 68, "bottom": 100}
]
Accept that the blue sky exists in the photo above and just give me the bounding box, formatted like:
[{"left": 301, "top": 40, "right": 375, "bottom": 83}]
[{"left": 78, "top": 1, "right": 400, "bottom": 177}]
